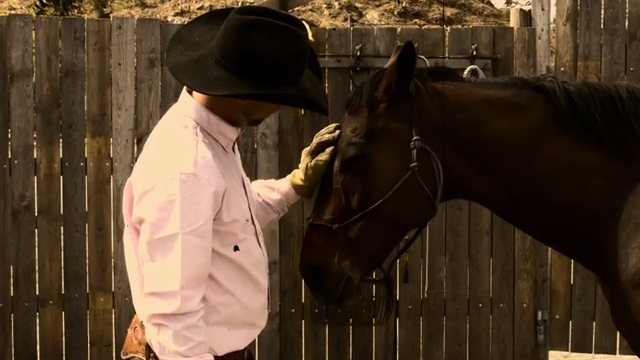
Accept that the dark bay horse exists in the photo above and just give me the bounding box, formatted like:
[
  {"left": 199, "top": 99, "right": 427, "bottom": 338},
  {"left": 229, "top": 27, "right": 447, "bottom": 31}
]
[{"left": 300, "top": 40, "right": 640, "bottom": 354}]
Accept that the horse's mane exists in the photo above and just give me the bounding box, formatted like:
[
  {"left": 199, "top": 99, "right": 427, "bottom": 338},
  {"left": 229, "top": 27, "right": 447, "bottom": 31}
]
[{"left": 420, "top": 66, "right": 640, "bottom": 159}]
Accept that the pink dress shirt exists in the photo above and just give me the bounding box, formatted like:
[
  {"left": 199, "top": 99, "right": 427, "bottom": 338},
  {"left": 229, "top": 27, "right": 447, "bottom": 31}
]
[{"left": 122, "top": 88, "right": 300, "bottom": 359}]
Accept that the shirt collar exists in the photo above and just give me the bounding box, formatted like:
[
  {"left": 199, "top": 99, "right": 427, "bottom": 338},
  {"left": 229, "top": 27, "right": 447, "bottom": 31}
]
[{"left": 177, "top": 87, "right": 242, "bottom": 152}]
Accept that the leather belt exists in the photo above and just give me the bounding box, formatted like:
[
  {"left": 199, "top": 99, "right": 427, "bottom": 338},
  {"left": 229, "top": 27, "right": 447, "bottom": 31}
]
[{"left": 145, "top": 344, "right": 253, "bottom": 360}]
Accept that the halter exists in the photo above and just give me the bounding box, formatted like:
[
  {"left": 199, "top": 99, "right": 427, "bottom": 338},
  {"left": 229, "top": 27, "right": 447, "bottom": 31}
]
[{"left": 306, "top": 80, "right": 445, "bottom": 285}]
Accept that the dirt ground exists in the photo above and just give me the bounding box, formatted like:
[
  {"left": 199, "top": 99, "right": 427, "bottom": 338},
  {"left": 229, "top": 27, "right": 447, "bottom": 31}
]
[{"left": 0, "top": 0, "right": 509, "bottom": 26}]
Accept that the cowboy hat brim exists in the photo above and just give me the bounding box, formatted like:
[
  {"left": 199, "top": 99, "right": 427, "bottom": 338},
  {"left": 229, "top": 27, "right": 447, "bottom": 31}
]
[{"left": 165, "top": 7, "right": 328, "bottom": 116}]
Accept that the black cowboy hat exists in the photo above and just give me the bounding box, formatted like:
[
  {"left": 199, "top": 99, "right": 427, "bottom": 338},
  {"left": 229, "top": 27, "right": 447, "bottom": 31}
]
[{"left": 166, "top": 6, "right": 328, "bottom": 115}]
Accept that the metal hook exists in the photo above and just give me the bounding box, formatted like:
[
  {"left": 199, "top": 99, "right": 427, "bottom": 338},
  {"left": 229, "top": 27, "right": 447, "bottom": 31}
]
[{"left": 469, "top": 43, "right": 479, "bottom": 65}]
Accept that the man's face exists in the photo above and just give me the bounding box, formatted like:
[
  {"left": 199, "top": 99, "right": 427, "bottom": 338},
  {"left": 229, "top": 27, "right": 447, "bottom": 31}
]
[{"left": 242, "top": 100, "right": 281, "bottom": 126}]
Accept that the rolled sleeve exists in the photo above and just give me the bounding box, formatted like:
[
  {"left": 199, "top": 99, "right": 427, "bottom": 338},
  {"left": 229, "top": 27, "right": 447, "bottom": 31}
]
[
  {"left": 250, "top": 177, "right": 300, "bottom": 227},
  {"left": 136, "top": 173, "right": 220, "bottom": 360}
]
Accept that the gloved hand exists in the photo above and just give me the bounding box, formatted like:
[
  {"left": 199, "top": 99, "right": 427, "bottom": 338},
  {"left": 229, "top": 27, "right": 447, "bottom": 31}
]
[{"left": 287, "top": 123, "right": 341, "bottom": 199}]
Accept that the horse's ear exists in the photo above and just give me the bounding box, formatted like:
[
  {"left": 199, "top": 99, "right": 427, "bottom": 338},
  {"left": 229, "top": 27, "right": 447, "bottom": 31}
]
[{"left": 377, "top": 41, "right": 417, "bottom": 98}]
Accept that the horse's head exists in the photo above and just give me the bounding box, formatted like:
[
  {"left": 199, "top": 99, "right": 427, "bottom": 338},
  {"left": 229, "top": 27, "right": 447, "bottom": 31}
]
[{"left": 300, "top": 41, "right": 447, "bottom": 308}]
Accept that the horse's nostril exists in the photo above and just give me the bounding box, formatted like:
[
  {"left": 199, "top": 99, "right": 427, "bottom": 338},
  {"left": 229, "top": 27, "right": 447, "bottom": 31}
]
[{"left": 302, "top": 265, "right": 325, "bottom": 288}]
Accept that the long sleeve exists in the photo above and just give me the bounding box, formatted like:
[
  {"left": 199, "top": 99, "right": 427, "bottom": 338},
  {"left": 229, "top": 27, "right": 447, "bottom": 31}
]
[
  {"left": 250, "top": 177, "right": 300, "bottom": 227},
  {"left": 132, "top": 173, "right": 220, "bottom": 360}
]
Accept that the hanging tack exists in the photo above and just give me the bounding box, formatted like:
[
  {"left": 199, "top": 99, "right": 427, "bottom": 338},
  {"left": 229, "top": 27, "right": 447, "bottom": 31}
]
[{"left": 463, "top": 65, "right": 486, "bottom": 79}]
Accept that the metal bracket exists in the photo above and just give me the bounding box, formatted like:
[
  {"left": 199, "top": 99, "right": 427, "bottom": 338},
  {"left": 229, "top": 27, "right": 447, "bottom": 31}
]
[{"left": 536, "top": 309, "right": 548, "bottom": 346}]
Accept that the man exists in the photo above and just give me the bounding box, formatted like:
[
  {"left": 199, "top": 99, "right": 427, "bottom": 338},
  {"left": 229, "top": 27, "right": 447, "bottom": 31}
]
[{"left": 120, "top": 6, "right": 340, "bottom": 360}]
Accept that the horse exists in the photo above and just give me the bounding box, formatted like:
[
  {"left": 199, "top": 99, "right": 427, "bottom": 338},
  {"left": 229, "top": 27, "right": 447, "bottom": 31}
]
[{"left": 300, "top": 40, "right": 640, "bottom": 354}]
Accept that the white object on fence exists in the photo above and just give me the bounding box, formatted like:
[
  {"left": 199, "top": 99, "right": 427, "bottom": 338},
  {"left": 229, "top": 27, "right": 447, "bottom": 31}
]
[{"left": 463, "top": 64, "right": 486, "bottom": 79}]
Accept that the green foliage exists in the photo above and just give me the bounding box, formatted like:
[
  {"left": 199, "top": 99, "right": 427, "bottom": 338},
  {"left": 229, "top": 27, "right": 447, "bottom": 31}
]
[
  {"left": 31, "top": 0, "right": 112, "bottom": 17},
  {"left": 32, "top": 0, "right": 81, "bottom": 16},
  {"left": 89, "top": 0, "right": 111, "bottom": 17}
]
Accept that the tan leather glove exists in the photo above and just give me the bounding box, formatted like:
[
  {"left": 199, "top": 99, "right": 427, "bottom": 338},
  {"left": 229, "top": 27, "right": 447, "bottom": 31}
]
[{"left": 287, "top": 123, "right": 341, "bottom": 199}]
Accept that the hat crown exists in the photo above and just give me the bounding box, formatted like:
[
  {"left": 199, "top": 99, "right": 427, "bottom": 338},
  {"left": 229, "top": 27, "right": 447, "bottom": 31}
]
[{"left": 212, "top": 6, "right": 310, "bottom": 84}]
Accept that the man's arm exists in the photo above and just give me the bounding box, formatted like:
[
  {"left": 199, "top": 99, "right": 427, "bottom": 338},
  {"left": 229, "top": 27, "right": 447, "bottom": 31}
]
[
  {"left": 249, "top": 123, "right": 341, "bottom": 228},
  {"left": 134, "top": 173, "right": 220, "bottom": 360},
  {"left": 250, "top": 178, "right": 300, "bottom": 227}
]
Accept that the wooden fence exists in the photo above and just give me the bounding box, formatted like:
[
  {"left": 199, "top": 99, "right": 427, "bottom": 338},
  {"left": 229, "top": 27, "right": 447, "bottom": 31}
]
[{"left": 0, "top": 13, "right": 636, "bottom": 360}]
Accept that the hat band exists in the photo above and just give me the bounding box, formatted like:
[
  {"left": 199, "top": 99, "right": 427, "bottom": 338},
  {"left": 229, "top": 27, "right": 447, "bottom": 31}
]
[{"left": 212, "top": 52, "right": 295, "bottom": 86}]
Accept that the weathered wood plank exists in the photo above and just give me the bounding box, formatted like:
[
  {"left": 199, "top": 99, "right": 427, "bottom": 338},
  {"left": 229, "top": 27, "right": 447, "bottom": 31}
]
[
  {"left": 160, "top": 22, "right": 182, "bottom": 114},
  {"left": 0, "top": 15, "right": 12, "bottom": 360},
  {"left": 35, "top": 15, "right": 64, "bottom": 360},
  {"left": 61, "top": 16, "right": 89, "bottom": 360},
  {"left": 621, "top": 1, "right": 640, "bottom": 356},
  {"left": 552, "top": 2, "right": 577, "bottom": 347},
  {"left": 423, "top": 203, "right": 446, "bottom": 360},
  {"left": 468, "top": 202, "right": 492, "bottom": 360},
  {"left": 111, "top": 16, "right": 136, "bottom": 358},
  {"left": 396, "top": 25, "right": 424, "bottom": 360},
  {"left": 135, "top": 18, "right": 162, "bottom": 156},
  {"left": 421, "top": 30, "right": 447, "bottom": 360},
  {"left": 348, "top": 25, "right": 376, "bottom": 360},
  {"left": 486, "top": 22, "right": 515, "bottom": 346},
  {"left": 370, "top": 25, "right": 398, "bottom": 360},
  {"left": 531, "top": 0, "right": 551, "bottom": 74},
  {"left": 419, "top": 29, "right": 447, "bottom": 360},
  {"left": 513, "top": 27, "right": 549, "bottom": 360},
  {"left": 445, "top": 27, "right": 473, "bottom": 360},
  {"left": 8, "top": 14, "right": 38, "bottom": 360},
  {"left": 492, "top": 214, "right": 515, "bottom": 360},
  {"left": 570, "top": 0, "right": 601, "bottom": 353},
  {"left": 302, "top": 26, "right": 328, "bottom": 360},
  {"left": 466, "top": 26, "right": 495, "bottom": 360},
  {"left": 86, "top": 18, "right": 114, "bottom": 360},
  {"left": 325, "top": 26, "right": 352, "bottom": 360},
  {"left": 599, "top": 0, "right": 628, "bottom": 353}
]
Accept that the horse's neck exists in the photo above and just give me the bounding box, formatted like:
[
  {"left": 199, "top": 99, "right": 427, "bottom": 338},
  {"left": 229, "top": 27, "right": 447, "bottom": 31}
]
[{"left": 437, "top": 87, "right": 635, "bottom": 270}]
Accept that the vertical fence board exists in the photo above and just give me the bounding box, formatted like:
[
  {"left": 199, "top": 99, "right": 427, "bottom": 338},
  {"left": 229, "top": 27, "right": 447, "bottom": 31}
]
[
  {"left": 35, "top": 15, "right": 64, "bottom": 360},
  {"left": 255, "top": 112, "right": 279, "bottom": 360},
  {"left": 302, "top": 26, "right": 328, "bottom": 360},
  {"left": 134, "top": 18, "right": 162, "bottom": 156},
  {"left": 396, "top": 26, "right": 424, "bottom": 360},
  {"left": 420, "top": 29, "right": 446, "bottom": 360},
  {"left": 445, "top": 28, "right": 472, "bottom": 360},
  {"left": 490, "top": 28, "right": 517, "bottom": 356},
  {"left": 325, "top": 26, "right": 353, "bottom": 360},
  {"left": 513, "top": 27, "right": 549, "bottom": 360},
  {"left": 472, "top": 26, "right": 495, "bottom": 77},
  {"left": 468, "top": 202, "right": 492, "bottom": 360},
  {"left": 61, "top": 16, "right": 89, "bottom": 360},
  {"left": 348, "top": 25, "right": 376, "bottom": 360},
  {"left": 621, "top": 0, "right": 640, "bottom": 355},
  {"left": 160, "top": 22, "right": 181, "bottom": 114},
  {"left": 600, "top": 0, "right": 628, "bottom": 353},
  {"left": 111, "top": 17, "right": 136, "bottom": 358},
  {"left": 551, "top": 1, "right": 577, "bottom": 347},
  {"left": 8, "top": 14, "right": 37, "bottom": 360},
  {"left": 571, "top": 0, "right": 600, "bottom": 354},
  {"left": 491, "top": 215, "right": 515, "bottom": 360},
  {"left": 424, "top": 202, "right": 446, "bottom": 360},
  {"left": 0, "top": 15, "right": 10, "bottom": 360},
  {"left": 577, "top": 0, "right": 602, "bottom": 81},
  {"left": 371, "top": 26, "right": 399, "bottom": 360},
  {"left": 467, "top": 26, "right": 494, "bottom": 360},
  {"left": 627, "top": 0, "right": 640, "bottom": 85},
  {"left": 86, "top": 18, "right": 114, "bottom": 360},
  {"left": 278, "top": 104, "right": 304, "bottom": 360}
]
